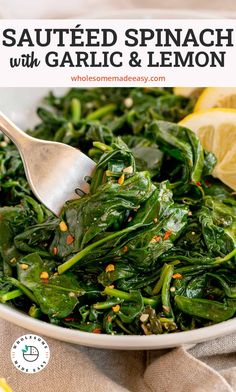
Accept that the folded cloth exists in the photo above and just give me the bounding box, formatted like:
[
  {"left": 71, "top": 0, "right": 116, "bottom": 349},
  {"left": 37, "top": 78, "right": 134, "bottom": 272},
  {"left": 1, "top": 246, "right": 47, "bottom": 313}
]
[{"left": 0, "top": 319, "right": 236, "bottom": 392}]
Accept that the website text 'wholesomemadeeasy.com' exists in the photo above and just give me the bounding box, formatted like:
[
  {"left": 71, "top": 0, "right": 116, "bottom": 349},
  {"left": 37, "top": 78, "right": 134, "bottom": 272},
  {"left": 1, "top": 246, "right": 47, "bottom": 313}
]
[{"left": 70, "top": 75, "right": 166, "bottom": 84}]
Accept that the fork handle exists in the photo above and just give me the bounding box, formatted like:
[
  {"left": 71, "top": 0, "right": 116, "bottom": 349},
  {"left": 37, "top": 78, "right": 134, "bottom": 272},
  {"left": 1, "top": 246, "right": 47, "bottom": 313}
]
[{"left": 0, "top": 111, "right": 32, "bottom": 149}]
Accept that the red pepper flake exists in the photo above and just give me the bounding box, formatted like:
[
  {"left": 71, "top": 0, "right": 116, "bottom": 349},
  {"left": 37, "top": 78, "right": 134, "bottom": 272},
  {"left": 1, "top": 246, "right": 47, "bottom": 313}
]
[
  {"left": 92, "top": 328, "right": 102, "bottom": 334},
  {"left": 163, "top": 230, "right": 172, "bottom": 240},
  {"left": 207, "top": 294, "right": 215, "bottom": 300},
  {"left": 112, "top": 304, "right": 120, "bottom": 313},
  {"left": 122, "top": 245, "right": 129, "bottom": 253},
  {"left": 64, "top": 317, "right": 75, "bottom": 322},
  {"left": 53, "top": 247, "right": 58, "bottom": 256},
  {"left": 150, "top": 235, "right": 161, "bottom": 243},
  {"left": 59, "top": 221, "right": 68, "bottom": 232},
  {"left": 204, "top": 179, "right": 211, "bottom": 187},
  {"left": 107, "top": 315, "right": 113, "bottom": 322},
  {"left": 40, "top": 271, "right": 49, "bottom": 279},
  {"left": 105, "top": 264, "right": 115, "bottom": 272},
  {"left": 191, "top": 180, "right": 202, "bottom": 187},
  {"left": 172, "top": 273, "right": 182, "bottom": 279},
  {"left": 118, "top": 173, "right": 125, "bottom": 185},
  {"left": 66, "top": 234, "right": 74, "bottom": 245}
]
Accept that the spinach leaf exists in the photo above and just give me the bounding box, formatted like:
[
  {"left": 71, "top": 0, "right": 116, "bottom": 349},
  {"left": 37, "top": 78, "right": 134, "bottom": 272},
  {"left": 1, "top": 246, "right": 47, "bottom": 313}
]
[
  {"left": 175, "top": 295, "right": 236, "bottom": 322},
  {"left": 51, "top": 170, "right": 153, "bottom": 258},
  {"left": 146, "top": 120, "right": 204, "bottom": 183},
  {"left": 17, "top": 253, "right": 85, "bottom": 318}
]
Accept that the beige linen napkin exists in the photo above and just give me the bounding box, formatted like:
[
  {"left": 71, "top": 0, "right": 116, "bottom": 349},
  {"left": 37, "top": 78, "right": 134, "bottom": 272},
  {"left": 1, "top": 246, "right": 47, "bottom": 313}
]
[{"left": 1, "top": 318, "right": 236, "bottom": 392}]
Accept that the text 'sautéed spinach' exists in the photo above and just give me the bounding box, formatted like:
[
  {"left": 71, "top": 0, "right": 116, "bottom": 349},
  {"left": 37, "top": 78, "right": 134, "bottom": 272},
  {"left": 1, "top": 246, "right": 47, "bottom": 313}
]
[{"left": 0, "top": 87, "right": 236, "bottom": 335}]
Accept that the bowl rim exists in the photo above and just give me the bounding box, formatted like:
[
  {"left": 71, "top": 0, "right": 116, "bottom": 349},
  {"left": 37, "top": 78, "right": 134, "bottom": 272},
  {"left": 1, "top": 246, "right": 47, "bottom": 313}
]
[{"left": 1, "top": 303, "right": 236, "bottom": 349}]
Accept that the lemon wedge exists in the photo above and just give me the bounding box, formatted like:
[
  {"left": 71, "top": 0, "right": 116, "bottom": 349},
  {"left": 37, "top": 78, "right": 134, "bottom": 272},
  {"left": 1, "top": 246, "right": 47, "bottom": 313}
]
[
  {"left": 179, "top": 108, "right": 236, "bottom": 191},
  {"left": 194, "top": 87, "right": 236, "bottom": 112},
  {"left": 0, "top": 379, "right": 13, "bottom": 392},
  {"left": 173, "top": 87, "right": 204, "bottom": 98}
]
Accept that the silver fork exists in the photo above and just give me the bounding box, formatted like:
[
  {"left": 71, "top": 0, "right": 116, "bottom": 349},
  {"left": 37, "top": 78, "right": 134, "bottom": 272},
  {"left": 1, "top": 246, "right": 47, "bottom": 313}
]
[{"left": 0, "top": 111, "right": 96, "bottom": 216}]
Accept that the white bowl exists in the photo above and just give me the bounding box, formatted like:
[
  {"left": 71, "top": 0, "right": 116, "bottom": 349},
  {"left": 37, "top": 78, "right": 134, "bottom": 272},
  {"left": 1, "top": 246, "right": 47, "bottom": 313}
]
[
  {"left": 1, "top": 303, "right": 236, "bottom": 349},
  {"left": 1, "top": 86, "right": 236, "bottom": 349}
]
